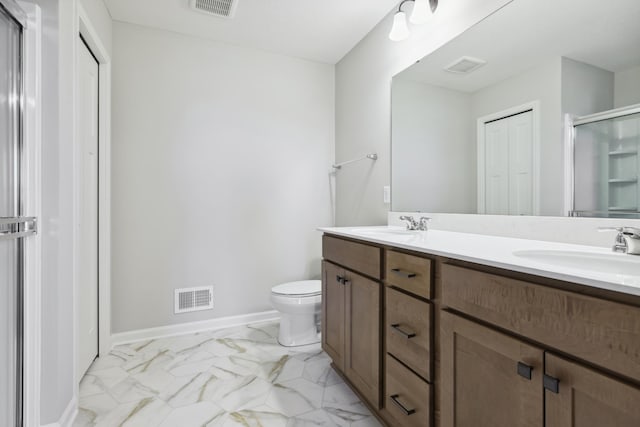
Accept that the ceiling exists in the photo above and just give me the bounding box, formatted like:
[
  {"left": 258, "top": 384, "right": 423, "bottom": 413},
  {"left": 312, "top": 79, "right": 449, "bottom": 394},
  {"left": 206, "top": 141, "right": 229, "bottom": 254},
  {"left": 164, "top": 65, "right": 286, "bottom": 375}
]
[
  {"left": 103, "top": 0, "right": 399, "bottom": 64},
  {"left": 397, "top": 0, "right": 640, "bottom": 92}
]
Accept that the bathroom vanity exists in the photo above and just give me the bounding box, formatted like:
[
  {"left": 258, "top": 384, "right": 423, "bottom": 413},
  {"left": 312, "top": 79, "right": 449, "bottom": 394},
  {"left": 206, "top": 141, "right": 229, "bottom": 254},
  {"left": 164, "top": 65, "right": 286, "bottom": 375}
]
[{"left": 320, "top": 228, "right": 640, "bottom": 427}]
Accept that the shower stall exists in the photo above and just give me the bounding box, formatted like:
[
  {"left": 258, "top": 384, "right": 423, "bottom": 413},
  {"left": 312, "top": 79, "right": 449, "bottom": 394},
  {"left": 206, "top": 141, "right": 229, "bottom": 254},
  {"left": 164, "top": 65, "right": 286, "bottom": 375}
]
[{"left": 572, "top": 104, "right": 640, "bottom": 218}]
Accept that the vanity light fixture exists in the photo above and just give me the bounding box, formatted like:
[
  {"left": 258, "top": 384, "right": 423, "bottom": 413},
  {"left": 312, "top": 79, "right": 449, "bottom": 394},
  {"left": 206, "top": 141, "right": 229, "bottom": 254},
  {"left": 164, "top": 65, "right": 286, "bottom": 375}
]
[{"left": 389, "top": 0, "right": 438, "bottom": 41}]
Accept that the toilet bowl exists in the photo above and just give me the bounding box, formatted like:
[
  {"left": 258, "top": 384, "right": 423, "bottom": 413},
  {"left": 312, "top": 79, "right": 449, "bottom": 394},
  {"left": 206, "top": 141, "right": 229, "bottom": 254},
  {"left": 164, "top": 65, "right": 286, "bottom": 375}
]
[{"left": 270, "top": 280, "right": 321, "bottom": 347}]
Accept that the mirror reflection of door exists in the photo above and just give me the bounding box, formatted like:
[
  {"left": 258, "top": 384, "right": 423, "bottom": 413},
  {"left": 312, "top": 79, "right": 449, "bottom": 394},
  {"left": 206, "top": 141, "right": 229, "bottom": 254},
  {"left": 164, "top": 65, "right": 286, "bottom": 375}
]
[{"left": 483, "top": 110, "right": 534, "bottom": 215}]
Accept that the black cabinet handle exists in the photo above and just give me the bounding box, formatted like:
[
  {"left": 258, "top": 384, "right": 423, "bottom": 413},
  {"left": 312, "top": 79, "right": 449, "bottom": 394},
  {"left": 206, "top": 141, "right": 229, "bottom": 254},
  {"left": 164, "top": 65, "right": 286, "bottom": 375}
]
[
  {"left": 391, "top": 268, "right": 417, "bottom": 278},
  {"left": 390, "top": 394, "right": 416, "bottom": 416},
  {"left": 390, "top": 323, "right": 417, "bottom": 339},
  {"left": 335, "top": 275, "right": 350, "bottom": 286},
  {"left": 517, "top": 362, "right": 533, "bottom": 380},
  {"left": 543, "top": 374, "right": 560, "bottom": 394}
]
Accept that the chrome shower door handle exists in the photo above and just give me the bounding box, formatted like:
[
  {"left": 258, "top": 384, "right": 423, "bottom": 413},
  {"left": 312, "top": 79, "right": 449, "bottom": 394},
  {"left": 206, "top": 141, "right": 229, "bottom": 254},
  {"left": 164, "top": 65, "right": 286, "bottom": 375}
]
[{"left": 0, "top": 217, "right": 37, "bottom": 240}]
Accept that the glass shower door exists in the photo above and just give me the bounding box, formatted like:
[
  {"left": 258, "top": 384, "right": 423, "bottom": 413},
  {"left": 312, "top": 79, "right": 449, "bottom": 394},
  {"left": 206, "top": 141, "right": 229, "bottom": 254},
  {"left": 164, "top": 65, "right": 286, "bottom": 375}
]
[{"left": 0, "top": 2, "right": 28, "bottom": 426}]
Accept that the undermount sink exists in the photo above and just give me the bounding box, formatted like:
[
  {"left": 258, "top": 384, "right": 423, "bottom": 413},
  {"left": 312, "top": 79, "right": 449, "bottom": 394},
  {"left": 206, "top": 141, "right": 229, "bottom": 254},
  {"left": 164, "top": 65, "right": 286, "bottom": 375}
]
[{"left": 513, "top": 249, "right": 640, "bottom": 276}]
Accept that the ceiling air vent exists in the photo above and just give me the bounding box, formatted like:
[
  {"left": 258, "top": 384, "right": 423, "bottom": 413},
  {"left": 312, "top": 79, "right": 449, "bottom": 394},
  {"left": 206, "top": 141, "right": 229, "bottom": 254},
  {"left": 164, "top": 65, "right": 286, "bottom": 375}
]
[
  {"left": 444, "top": 56, "right": 487, "bottom": 74},
  {"left": 189, "top": 0, "right": 238, "bottom": 19}
]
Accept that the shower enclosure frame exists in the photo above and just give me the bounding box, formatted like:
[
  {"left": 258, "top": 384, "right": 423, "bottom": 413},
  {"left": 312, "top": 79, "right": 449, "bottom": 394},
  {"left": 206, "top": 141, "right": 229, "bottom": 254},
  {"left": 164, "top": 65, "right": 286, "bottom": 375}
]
[
  {"left": 0, "top": 1, "right": 42, "bottom": 426},
  {"left": 568, "top": 103, "right": 640, "bottom": 218}
]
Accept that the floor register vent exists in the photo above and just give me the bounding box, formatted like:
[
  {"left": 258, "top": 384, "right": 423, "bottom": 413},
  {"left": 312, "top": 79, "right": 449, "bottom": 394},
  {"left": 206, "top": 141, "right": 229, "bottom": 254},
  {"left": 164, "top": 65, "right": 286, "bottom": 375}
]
[
  {"left": 190, "top": 0, "right": 238, "bottom": 19},
  {"left": 174, "top": 286, "right": 214, "bottom": 314}
]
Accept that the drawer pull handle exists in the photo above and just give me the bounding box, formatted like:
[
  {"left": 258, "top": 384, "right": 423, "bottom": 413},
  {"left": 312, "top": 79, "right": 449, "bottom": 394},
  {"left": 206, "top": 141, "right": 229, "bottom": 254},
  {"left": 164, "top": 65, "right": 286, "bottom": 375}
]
[
  {"left": 391, "top": 268, "right": 417, "bottom": 278},
  {"left": 543, "top": 374, "right": 560, "bottom": 394},
  {"left": 390, "top": 394, "right": 416, "bottom": 416},
  {"left": 517, "top": 362, "right": 533, "bottom": 380},
  {"left": 391, "top": 323, "right": 417, "bottom": 339}
]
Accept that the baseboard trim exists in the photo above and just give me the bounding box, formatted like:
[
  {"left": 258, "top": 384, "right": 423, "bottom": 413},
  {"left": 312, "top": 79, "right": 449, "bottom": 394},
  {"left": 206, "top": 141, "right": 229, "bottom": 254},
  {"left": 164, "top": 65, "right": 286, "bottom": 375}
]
[
  {"left": 41, "top": 396, "right": 77, "bottom": 427},
  {"left": 110, "top": 310, "right": 281, "bottom": 348}
]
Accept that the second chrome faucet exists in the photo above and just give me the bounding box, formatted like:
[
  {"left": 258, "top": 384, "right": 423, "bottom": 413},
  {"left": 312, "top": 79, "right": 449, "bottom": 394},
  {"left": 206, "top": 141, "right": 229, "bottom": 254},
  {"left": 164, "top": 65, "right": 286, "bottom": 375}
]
[{"left": 599, "top": 226, "right": 640, "bottom": 255}]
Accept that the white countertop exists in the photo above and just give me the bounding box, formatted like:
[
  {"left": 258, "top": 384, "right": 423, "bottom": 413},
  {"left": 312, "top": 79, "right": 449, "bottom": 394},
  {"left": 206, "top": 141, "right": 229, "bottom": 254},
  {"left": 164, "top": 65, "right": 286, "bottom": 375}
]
[{"left": 318, "top": 226, "right": 640, "bottom": 297}]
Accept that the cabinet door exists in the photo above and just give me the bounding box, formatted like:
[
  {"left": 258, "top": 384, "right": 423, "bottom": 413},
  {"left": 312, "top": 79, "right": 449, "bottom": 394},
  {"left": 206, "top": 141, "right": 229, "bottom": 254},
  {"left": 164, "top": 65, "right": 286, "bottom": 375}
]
[
  {"left": 322, "top": 261, "right": 345, "bottom": 371},
  {"left": 441, "top": 311, "right": 543, "bottom": 427},
  {"left": 345, "top": 269, "right": 381, "bottom": 407},
  {"left": 545, "top": 353, "right": 640, "bottom": 427}
]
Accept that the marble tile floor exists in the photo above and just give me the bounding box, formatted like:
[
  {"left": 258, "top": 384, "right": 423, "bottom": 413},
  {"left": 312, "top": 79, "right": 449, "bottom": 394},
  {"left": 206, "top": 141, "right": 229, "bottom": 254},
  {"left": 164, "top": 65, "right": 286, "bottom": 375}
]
[{"left": 73, "top": 321, "right": 383, "bottom": 427}]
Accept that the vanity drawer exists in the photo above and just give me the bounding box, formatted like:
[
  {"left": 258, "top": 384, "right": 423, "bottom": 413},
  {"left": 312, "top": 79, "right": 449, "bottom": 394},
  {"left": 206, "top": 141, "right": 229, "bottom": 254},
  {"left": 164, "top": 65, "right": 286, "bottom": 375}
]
[
  {"left": 385, "top": 354, "right": 431, "bottom": 427},
  {"left": 385, "top": 250, "right": 432, "bottom": 299},
  {"left": 386, "top": 286, "right": 431, "bottom": 380},
  {"left": 322, "top": 235, "right": 381, "bottom": 279},
  {"left": 441, "top": 263, "right": 640, "bottom": 382}
]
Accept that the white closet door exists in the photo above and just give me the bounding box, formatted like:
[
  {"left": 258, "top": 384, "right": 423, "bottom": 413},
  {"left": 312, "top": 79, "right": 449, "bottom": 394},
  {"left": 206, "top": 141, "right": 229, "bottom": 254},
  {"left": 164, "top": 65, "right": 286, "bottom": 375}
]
[
  {"left": 508, "top": 111, "right": 533, "bottom": 215},
  {"left": 484, "top": 119, "right": 510, "bottom": 215},
  {"left": 77, "top": 38, "right": 99, "bottom": 379}
]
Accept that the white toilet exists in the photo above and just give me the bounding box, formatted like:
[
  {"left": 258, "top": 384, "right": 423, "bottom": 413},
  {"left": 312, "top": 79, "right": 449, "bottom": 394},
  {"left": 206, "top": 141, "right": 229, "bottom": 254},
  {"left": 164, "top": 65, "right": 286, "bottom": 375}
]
[{"left": 270, "top": 280, "right": 322, "bottom": 347}]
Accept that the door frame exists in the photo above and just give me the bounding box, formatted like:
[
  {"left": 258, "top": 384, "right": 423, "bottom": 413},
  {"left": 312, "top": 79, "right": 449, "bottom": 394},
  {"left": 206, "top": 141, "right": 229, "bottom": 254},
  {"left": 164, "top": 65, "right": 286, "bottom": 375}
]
[
  {"left": 477, "top": 101, "right": 540, "bottom": 215},
  {"left": 71, "top": 2, "right": 112, "bottom": 386},
  {"left": 15, "top": 2, "right": 42, "bottom": 426}
]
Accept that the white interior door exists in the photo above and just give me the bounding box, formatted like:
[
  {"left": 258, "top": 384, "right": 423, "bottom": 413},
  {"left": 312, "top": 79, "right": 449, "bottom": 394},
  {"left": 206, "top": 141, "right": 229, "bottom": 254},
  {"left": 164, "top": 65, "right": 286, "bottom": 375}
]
[
  {"left": 77, "top": 37, "right": 99, "bottom": 379},
  {"left": 483, "top": 111, "right": 533, "bottom": 215},
  {"left": 484, "top": 119, "right": 510, "bottom": 214},
  {"left": 508, "top": 111, "right": 533, "bottom": 215}
]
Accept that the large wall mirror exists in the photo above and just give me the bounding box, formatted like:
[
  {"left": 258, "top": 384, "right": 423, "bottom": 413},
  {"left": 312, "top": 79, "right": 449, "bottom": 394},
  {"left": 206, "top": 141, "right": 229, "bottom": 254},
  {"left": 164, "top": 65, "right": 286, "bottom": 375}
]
[{"left": 391, "top": 0, "right": 640, "bottom": 217}]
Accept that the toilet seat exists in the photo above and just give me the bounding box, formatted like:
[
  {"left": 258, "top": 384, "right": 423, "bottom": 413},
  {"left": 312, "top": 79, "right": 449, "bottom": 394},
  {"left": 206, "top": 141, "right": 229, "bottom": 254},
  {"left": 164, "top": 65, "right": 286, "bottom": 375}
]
[{"left": 271, "top": 280, "right": 321, "bottom": 297}]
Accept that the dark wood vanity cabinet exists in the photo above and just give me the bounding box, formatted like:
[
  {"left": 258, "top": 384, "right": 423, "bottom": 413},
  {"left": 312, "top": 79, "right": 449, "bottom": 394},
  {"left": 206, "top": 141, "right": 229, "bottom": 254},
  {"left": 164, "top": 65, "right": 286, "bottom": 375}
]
[
  {"left": 321, "top": 233, "right": 640, "bottom": 427},
  {"left": 440, "top": 311, "right": 544, "bottom": 427},
  {"left": 441, "top": 309, "right": 640, "bottom": 427},
  {"left": 321, "top": 260, "right": 346, "bottom": 370},
  {"left": 321, "top": 236, "right": 382, "bottom": 408},
  {"left": 440, "top": 263, "right": 640, "bottom": 427},
  {"left": 545, "top": 353, "right": 640, "bottom": 427}
]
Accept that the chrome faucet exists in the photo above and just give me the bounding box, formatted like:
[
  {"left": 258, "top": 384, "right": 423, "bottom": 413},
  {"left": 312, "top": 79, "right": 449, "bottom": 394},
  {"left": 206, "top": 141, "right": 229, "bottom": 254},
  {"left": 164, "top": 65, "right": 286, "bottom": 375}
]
[
  {"left": 599, "top": 226, "right": 640, "bottom": 255},
  {"left": 400, "top": 215, "right": 431, "bottom": 231}
]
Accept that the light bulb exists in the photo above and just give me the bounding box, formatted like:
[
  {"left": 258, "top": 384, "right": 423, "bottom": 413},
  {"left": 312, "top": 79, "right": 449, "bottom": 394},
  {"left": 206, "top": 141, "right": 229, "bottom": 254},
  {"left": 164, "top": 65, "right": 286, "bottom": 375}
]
[
  {"left": 389, "top": 11, "right": 410, "bottom": 41},
  {"left": 410, "top": 0, "right": 433, "bottom": 25}
]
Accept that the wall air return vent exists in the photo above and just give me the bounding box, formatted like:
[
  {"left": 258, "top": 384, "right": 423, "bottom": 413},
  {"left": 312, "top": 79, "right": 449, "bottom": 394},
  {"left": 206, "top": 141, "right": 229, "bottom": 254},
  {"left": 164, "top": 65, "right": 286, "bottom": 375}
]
[
  {"left": 190, "top": 0, "right": 238, "bottom": 19},
  {"left": 174, "top": 286, "right": 214, "bottom": 314},
  {"left": 444, "top": 56, "right": 487, "bottom": 74}
]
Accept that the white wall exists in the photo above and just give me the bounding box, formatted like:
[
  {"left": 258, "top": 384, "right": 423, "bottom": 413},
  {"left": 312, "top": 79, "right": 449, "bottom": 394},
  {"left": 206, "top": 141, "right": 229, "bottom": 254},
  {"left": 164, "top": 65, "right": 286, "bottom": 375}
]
[
  {"left": 335, "top": 0, "right": 514, "bottom": 226},
  {"left": 32, "top": 0, "right": 76, "bottom": 423},
  {"left": 34, "top": 0, "right": 112, "bottom": 423},
  {"left": 561, "top": 57, "right": 614, "bottom": 117},
  {"left": 392, "top": 79, "right": 474, "bottom": 212},
  {"left": 111, "top": 22, "right": 334, "bottom": 333},
  {"left": 615, "top": 65, "right": 640, "bottom": 108}
]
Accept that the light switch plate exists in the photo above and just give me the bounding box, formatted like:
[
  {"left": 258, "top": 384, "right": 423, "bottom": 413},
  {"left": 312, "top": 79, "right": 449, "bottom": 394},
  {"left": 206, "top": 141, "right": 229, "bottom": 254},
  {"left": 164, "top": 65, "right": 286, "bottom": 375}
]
[{"left": 384, "top": 186, "right": 391, "bottom": 204}]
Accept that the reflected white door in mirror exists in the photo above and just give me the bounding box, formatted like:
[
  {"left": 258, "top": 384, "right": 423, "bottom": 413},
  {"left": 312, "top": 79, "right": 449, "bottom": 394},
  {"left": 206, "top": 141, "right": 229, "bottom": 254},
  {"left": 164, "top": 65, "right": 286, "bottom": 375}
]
[{"left": 478, "top": 103, "right": 539, "bottom": 216}]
